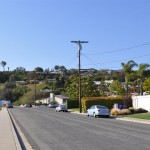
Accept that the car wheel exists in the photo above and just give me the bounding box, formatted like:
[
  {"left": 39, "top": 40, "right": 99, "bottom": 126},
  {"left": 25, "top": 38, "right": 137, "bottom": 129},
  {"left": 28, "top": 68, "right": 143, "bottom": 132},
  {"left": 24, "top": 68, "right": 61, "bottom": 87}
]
[
  {"left": 93, "top": 112, "right": 96, "bottom": 118},
  {"left": 87, "top": 111, "right": 89, "bottom": 116}
]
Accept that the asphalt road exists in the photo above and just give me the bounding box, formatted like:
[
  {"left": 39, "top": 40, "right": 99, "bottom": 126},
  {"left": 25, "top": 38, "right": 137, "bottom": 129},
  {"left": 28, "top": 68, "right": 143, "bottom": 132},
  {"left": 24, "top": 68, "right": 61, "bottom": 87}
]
[{"left": 10, "top": 107, "right": 150, "bottom": 150}]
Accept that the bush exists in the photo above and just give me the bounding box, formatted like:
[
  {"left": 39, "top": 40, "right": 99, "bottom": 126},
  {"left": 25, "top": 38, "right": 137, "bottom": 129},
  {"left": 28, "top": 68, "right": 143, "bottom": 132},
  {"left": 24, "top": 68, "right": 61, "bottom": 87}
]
[
  {"left": 134, "top": 108, "right": 148, "bottom": 114},
  {"left": 67, "top": 99, "right": 79, "bottom": 109},
  {"left": 82, "top": 96, "right": 124, "bottom": 113},
  {"left": 128, "top": 107, "right": 135, "bottom": 113},
  {"left": 111, "top": 107, "right": 148, "bottom": 116},
  {"left": 128, "top": 107, "right": 148, "bottom": 114},
  {"left": 111, "top": 108, "right": 131, "bottom": 116}
]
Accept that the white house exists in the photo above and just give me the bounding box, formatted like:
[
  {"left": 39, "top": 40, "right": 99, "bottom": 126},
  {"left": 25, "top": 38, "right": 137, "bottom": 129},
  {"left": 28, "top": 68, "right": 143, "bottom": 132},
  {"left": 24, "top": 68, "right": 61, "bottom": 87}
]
[
  {"left": 55, "top": 95, "right": 69, "bottom": 104},
  {"left": 132, "top": 95, "right": 150, "bottom": 112}
]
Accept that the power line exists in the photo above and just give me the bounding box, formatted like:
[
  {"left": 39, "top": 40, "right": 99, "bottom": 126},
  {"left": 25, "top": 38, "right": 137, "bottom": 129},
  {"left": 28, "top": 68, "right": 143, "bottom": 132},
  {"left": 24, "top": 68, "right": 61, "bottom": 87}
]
[
  {"left": 82, "top": 53, "right": 150, "bottom": 67},
  {"left": 84, "top": 42, "right": 150, "bottom": 55}
]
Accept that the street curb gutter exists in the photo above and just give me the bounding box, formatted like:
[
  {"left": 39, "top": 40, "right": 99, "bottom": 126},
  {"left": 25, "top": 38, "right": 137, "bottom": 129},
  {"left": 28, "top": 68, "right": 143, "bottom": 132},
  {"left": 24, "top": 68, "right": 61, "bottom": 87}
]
[
  {"left": 69, "top": 110, "right": 150, "bottom": 125},
  {"left": 8, "top": 109, "right": 33, "bottom": 150},
  {"left": 116, "top": 117, "right": 150, "bottom": 125},
  {"left": 6, "top": 108, "right": 22, "bottom": 150}
]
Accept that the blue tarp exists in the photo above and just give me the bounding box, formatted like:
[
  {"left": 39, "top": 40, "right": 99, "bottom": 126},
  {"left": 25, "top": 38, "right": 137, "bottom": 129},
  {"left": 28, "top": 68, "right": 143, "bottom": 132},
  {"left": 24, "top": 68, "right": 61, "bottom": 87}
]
[{"left": 0, "top": 100, "right": 4, "bottom": 106}]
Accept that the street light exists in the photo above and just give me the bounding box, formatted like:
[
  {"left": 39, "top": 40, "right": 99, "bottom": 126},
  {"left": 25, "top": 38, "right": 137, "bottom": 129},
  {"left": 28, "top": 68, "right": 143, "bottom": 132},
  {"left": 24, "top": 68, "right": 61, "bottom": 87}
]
[{"left": 71, "top": 40, "right": 88, "bottom": 113}]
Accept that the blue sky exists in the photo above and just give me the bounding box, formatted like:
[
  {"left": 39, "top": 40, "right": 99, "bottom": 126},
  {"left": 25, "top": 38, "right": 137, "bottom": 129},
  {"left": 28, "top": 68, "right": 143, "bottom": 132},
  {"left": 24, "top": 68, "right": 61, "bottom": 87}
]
[{"left": 0, "top": 0, "right": 150, "bottom": 71}]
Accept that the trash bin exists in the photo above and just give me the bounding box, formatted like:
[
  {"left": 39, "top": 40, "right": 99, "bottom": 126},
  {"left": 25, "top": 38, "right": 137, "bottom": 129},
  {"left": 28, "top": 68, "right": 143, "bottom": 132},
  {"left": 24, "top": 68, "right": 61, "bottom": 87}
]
[{"left": 118, "top": 104, "right": 123, "bottom": 110}]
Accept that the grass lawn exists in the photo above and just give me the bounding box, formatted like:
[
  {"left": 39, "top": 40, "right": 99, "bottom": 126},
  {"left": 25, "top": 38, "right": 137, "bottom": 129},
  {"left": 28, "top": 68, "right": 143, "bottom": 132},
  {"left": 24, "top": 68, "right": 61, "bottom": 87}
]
[
  {"left": 0, "top": 106, "right": 2, "bottom": 111},
  {"left": 126, "top": 113, "right": 150, "bottom": 120}
]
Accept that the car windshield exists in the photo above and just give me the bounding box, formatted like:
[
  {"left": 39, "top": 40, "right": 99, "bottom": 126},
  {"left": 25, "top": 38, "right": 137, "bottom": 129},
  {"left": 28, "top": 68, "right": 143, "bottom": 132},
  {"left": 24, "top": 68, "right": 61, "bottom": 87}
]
[
  {"left": 60, "top": 105, "right": 66, "bottom": 108},
  {"left": 96, "top": 105, "right": 108, "bottom": 109}
]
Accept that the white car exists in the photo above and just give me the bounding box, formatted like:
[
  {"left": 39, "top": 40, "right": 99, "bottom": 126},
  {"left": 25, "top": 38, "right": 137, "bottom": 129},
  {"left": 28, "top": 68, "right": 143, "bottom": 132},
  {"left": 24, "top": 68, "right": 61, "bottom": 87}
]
[
  {"left": 55, "top": 104, "right": 68, "bottom": 112},
  {"left": 48, "top": 102, "right": 59, "bottom": 108},
  {"left": 87, "top": 105, "right": 110, "bottom": 117}
]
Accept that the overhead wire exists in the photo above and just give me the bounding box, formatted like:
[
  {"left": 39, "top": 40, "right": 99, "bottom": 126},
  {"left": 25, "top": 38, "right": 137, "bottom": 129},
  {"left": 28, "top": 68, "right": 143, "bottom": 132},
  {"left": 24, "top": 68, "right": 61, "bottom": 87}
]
[
  {"left": 82, "top": 53, "right": 150, "bottom": 66},
  {"left": 83, "top": 42, "right": 150, "bottom": 55}
]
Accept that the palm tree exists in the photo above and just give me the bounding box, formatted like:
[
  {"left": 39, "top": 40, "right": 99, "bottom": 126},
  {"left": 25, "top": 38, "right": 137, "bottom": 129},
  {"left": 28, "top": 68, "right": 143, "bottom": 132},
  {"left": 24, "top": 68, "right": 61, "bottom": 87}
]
[
  {"left": 121, "top": 60, "right": 138, "bottom": 95},
  {"left": 1, "top": 61, "right": 7, "bottom": 82},
  {"left": 137, "top": 63, "right": 150, "bottom": 95},
  {"left": 1, "top": 61, "right": 7, "bottom": 71}
]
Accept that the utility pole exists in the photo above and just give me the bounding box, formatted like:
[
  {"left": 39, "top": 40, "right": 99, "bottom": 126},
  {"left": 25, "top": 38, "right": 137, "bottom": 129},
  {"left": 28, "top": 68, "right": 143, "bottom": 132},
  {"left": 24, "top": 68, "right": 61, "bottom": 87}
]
[
  {"left": 71, "top": 40, "right": 88, "bottom": 113},
  {"left": 34, "top": 79, "right": 36, "bottom": 105}
]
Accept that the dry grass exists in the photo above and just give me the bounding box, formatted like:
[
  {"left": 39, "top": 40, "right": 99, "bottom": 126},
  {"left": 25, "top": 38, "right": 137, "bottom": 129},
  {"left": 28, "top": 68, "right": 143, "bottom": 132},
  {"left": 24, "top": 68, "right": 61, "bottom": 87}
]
[{"left": 111, "top": 108, "right": 131, "bottom": 116}]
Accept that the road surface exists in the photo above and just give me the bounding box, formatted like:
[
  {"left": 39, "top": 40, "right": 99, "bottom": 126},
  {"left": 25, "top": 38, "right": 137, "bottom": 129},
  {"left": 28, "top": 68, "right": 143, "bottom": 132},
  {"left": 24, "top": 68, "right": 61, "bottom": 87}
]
[{"left": 10, "top": 107, "right": 150, "bottom": 150}]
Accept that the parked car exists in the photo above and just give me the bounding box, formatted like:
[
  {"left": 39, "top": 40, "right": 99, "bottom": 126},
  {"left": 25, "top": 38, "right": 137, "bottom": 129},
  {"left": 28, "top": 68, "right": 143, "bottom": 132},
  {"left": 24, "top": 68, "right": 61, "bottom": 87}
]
[
  {"left": 87, "top": 105, "right": 110, "bottom": 117},
  {"left": 6, "top": 103, "right": 13, "bottom": 108},
  {"left": 24, "top": 103, "right": 32, "bottom": 108},
  {"left": 48, "top": 102, "right": 59, "bottom": 108},
  {"left": 55, "top": 104, "right": 68, "bottom": 112}
]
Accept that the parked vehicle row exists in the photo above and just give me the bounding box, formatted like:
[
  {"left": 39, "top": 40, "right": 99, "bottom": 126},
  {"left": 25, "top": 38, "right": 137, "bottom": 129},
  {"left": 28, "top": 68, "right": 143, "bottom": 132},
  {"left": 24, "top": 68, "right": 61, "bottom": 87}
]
[{"left": 19, "top": 102, "right": 110, "bottom": 118}]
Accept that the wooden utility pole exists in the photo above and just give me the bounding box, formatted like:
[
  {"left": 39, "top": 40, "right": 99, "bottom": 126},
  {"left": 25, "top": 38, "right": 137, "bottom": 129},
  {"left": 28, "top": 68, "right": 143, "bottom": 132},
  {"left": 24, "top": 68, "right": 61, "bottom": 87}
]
[{"left": 71, "top": 40, "right": 88, "bottom": 113}]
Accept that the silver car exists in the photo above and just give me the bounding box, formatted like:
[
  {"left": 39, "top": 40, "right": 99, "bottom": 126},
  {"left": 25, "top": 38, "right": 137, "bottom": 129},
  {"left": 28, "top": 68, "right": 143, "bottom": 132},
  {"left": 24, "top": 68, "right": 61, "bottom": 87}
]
[
  {"left": 87, "top": 105, "right": 110, "bottom": 117},
  {"left": 55, "top": 104, "right": 68, "bottom": 112}
]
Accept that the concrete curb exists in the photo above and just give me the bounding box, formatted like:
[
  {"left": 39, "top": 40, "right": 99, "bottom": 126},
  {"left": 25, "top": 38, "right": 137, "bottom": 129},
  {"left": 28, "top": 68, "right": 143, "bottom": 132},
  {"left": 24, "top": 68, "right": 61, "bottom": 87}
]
[
  {"left": 116, "top": 117, "right": 150, "bottom": 125},
  {"left": 5, "top": 108, "right": 22, "bottom": 150},
  {"left": 69, "top": 110, "right": 150, "bottom": 125},
  {"left": 8, "top": 109, "right": 33, "bottom": 150}
]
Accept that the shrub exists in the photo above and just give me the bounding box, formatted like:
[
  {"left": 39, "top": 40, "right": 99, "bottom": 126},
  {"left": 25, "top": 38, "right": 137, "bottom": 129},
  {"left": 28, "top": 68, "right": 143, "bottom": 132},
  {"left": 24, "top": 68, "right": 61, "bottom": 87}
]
[
  {"left": 110, "top": 108, "right": 120, "bottom": 116},
  {"left": 82, "top": 96, "right": 124, "bottom": 113},
  {"left": 67, "top": 99, "right": 79, "bottom": 109},
  {"left": 111, "top": 108, "right": 131, "bottom": 116},
  {"left": 128, "top": 107, "right": 148, "bottom": 114},
  {"left": 134, "top": 108, "right": 148, "bottom": 114},
  {"left": 128, "top": 107, "right": 135, "bottom": 113}
]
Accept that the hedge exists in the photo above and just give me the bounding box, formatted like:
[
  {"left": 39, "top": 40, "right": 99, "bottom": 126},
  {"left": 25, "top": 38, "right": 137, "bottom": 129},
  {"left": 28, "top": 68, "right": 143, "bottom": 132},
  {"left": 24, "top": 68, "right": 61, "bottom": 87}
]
[
  {"left": 81, "top": 96, "right": 132, "bottom": 113},
  {"left": 67, "top": 99, "right": 79, "bottom": 109}
]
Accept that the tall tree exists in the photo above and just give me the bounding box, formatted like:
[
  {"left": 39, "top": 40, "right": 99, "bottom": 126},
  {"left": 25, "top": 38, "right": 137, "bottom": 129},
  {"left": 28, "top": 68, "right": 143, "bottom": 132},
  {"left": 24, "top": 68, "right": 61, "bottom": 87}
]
[
  {"left": 65, "top": 76, "right": 100, "bottom": 99},
  {"left": 121, "top": 60, "right": 138, "bottom": 95},
  {"left": 1, "top": 61, "right": 7, "bottom": 82},
  {"left": 1, "top": 61, "right": 7, "bottom": 71},
  {"left": 34, "top": 67, "right": 43, "bottom": 72},
  {"left": 137, "top": 63, "right": 150, "bottom": 95}
]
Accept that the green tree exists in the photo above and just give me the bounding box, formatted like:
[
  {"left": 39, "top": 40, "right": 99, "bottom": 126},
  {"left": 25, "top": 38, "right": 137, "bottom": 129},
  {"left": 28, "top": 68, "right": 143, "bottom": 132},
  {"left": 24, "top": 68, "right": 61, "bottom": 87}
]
[
  {"left": 98, "top": 81, "right": 109, "bottom": 96},
  {"left": 27, "top": 71, "right": 37, "bottom": 80},
  {"left": 34, "top": 67, "right": 44, "bottom": 72},
  {"left": 0, "top": 82, "right": 16, "bottom": 101},
  {"left": 65, "top": 76, "right": 100, "bottom": 99},
  {"left": 143, "top": 77, "right": 150, "bottom": 92},
  {"left": 10, "top": 67, "right": 27, "bottom": 81},
  {"left": 109, "top": 80, "right": 126, "bottom": 96},
  {"left": 121, "top": 60, "right": 138, "bottom": 95},
  {"left": 136, "top": 63, "right": 150, "bottom": 95},
  {"left": 54, "top": 65, "right": 60, "bottom": 70}
]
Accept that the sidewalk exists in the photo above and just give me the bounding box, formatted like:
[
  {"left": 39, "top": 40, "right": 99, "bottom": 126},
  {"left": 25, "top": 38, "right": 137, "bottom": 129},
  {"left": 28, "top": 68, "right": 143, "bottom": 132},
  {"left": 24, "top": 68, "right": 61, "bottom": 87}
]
[{"left": 0, "top": 107, "right": 22, "bottom": 150}]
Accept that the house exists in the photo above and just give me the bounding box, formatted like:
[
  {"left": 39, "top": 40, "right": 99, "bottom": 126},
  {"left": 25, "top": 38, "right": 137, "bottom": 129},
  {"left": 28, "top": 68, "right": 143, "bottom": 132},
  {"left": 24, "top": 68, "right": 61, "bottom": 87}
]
[
  {"left": 35, "top": 98, "right": 50, "bottom": 104},
  {"left": 55, "top": 95, "right": 69, "bottom": 104}
]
